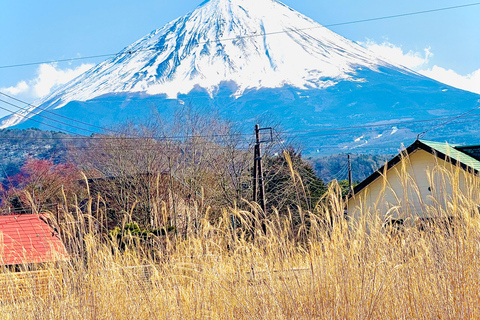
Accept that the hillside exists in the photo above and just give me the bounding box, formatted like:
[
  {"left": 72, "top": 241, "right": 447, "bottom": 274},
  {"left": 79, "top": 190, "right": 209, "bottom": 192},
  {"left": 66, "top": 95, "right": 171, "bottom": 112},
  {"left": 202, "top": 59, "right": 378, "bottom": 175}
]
[
  {"left": 0, "top": 129, "right": 81, "bottom": 178},
  {"left": 308, "top": 153, "right": 392, "bottom": 183}
]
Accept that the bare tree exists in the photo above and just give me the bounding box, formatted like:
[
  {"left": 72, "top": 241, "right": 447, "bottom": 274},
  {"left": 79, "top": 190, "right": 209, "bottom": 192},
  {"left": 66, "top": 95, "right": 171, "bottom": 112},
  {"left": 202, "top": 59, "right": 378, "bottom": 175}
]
[{"left": 70, "top": 108, "right": 253, "bottom": 230}]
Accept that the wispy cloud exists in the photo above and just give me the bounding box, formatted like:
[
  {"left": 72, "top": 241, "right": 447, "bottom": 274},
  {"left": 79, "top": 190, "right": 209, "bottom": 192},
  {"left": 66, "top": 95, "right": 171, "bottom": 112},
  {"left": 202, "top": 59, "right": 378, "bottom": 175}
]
[
  {"left": 361, "top": 39, "right": 432, "bottom": 69},
  {"left": 1, "top": 81, "right": 29, "bottom": 96},
  {"left": 419, "top": 66, "right": 480, "bottom": 95},
  {"left": 0, "top": 63, "right": 94, "bottom": 100},
  {"left": 362, "top": 39, "right": 480, "bottom": 95}
]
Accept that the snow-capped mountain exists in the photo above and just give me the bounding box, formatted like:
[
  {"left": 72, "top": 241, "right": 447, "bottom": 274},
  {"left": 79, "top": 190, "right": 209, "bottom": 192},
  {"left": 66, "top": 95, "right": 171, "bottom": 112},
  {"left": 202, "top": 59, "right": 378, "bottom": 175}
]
[
  {"left": 2, "top": 0, "right": 479, "bottom": 154},
  {"left": 6, "top": 0, "right": 394, "bottom": 111}
]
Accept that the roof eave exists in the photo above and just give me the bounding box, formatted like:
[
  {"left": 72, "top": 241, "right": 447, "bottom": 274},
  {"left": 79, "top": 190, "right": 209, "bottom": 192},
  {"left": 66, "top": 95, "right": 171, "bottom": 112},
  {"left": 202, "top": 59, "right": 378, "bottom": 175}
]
[{"left": 348, "top": 140, "right": 479, "bottom": 199}]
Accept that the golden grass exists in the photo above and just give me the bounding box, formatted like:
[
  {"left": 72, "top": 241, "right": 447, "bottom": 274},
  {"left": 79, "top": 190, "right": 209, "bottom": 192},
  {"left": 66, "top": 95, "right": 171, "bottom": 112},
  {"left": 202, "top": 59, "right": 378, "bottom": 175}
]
[{"left": 2, "top": 163, "right": 480, "bottom": 319}]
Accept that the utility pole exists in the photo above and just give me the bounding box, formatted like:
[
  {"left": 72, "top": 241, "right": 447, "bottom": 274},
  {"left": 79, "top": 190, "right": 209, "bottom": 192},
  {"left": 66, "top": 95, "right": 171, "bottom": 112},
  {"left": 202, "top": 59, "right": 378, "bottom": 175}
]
[
  {"left": 147, "top": 170, "right": 152, "bottom": 228},
  {"left": 348, "top": 154, "right": 353, "bottom": 195},
  {"left": 253, "top": 143, "right": 258, "bottom": 204},
  {"left": 168, "top": 156, "right": 178, "bottom": 236},
  {"left": 255, "top": 125, "right": 267, "bottom": 214},
  {"left": 252, "top": 124, "right": 272, "bottom": 235}
]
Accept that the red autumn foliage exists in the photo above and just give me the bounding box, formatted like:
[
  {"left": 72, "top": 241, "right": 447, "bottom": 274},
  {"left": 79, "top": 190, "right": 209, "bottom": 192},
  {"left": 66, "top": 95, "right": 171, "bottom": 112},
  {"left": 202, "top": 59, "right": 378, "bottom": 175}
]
[{"left": 1, "top": 158, "right": 82, "bottom": 211}]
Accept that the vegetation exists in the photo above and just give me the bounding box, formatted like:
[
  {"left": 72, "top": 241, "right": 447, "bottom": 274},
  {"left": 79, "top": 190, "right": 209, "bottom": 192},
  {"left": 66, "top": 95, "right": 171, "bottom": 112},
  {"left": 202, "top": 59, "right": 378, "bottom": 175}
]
[
  {"left": 264, "top": 148, "right": 326, "bottom": 213},
  {"left": 1, "top": 158, "right": 82, "bottom": 213},
  {"left": 0, "top": 128, "right": 83, "bottom": 178},
  {"left": 0, "top": 128, "right": 390, "bottom": 188},
  {"left": 0, "top": 149, "right": 480, "bottom": 319},
  {"left": 310, "top": 153, "right": 392, "bottom": 182},
  {"left": 1, "top": 116, "right": 479, "bottom": 318},
  {"left": 0, "top": 159, "right": 479, "bottom": 318}
]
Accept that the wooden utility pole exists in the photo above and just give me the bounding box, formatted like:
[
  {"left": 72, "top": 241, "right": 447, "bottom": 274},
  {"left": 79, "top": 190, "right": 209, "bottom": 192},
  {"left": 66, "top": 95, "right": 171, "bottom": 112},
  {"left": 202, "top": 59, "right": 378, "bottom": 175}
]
[
  {"left": 253, "top": 143, "right": 258, "bottom": 204},
  {"left": 255, "top": 125, "right": 267, "bottom": 214},
  {"left": 168, "top": 156, "right": 178, "bottom": 236},
  {"left": 252, "top": 124, "right": 272, "bottom": 235},
  {"left": 348, "top": 154, "right": 353, "bottom": 195}
]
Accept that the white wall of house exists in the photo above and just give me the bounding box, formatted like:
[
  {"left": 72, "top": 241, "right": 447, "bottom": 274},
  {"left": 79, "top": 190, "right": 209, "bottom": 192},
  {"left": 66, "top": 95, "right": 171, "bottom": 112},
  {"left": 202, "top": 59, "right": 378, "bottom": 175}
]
[{"left": 347, "top": 149, "right": 479, "bottom": 223}]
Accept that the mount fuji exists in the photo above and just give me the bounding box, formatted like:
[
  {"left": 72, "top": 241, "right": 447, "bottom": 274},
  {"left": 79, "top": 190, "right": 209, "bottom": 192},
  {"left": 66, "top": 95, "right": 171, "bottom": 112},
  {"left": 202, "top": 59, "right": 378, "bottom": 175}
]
[{"left": 2, "top": 0, "right": 479, "bottom": 154}]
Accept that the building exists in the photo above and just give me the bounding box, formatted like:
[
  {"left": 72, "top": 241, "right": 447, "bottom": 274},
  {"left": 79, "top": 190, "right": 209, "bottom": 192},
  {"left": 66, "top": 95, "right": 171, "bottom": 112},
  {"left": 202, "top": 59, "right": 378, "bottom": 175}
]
[
  {"left": 347, "top": 140, "right": 480, "bottom": 224},
  {"left": 0, "top": 214, "right": 68, "bottom": 268}
]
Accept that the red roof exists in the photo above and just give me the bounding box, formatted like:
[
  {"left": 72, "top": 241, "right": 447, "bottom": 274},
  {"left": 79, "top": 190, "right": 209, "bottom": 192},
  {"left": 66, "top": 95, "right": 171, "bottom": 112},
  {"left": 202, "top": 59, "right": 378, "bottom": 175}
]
[{"left": 0, "top": 214, "right": 68, "bottom": 266}]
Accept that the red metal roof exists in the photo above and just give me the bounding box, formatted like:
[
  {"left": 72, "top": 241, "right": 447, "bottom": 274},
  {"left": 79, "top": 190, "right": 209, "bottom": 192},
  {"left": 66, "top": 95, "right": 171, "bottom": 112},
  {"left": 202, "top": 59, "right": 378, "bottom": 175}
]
[{"left": 0, "top": 214, "right": 68, "bottom": 266}]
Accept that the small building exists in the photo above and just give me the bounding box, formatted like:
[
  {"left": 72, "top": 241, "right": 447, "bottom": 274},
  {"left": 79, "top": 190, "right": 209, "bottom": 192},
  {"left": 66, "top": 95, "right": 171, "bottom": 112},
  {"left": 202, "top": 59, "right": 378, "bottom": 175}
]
[
  {"left": 0, "top": 214, "right": 68, "bottom": 268},
  {"left": 0, "top": 214, "right": 68, "bottom": 302},
  {"left": 347, "top": 140, "right": 480, "bottom": 224}
]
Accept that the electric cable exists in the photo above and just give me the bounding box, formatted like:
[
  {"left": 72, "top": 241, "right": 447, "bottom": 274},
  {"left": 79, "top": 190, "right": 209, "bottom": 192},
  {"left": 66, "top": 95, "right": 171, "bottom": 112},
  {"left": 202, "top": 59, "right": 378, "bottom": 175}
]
[
  {"left": 0, "top": 92, "right": 123, "bottom": 135},
  {"left": 1, "top": 93, "right": 478, "bottom": 141},
  {"left": 0, "top": 114, "right": 474, "bottom": 151},
  {"left": 331, "top": 164, "right": 350, "bottom": 181},
  {"left": 417, "top": 102, "right": 480, "bottom": 139},
  {"left": 0, "top": 102, "right": 478, "bottom": 153},
  {"left": 0, "top": 2, "right": 478, "bottom": 70},
  {"left": 0, "top": 99, "right": 81, "bottom": 136},
  {"left": 0, "top": 98, "right": 105, "bottom": 135}
]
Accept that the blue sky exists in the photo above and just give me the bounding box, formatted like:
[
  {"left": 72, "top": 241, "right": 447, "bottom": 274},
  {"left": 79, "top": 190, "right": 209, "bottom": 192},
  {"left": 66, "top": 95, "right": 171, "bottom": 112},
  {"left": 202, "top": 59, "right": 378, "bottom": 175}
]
[{"left": 1, "top": 0, "right": 479, "bottom": 116}]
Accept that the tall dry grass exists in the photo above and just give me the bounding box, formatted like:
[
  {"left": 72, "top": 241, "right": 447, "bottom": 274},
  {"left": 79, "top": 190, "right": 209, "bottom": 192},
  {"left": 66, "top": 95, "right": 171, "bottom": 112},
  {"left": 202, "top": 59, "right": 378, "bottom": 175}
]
[{"left": 1, "top": 161, "right": 480, "bottom": 319}]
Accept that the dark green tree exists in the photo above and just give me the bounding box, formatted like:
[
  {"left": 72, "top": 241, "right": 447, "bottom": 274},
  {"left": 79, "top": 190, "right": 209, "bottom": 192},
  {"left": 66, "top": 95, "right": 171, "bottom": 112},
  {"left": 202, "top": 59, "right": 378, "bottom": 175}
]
[{"left": 263, "top": 148, "right": 326, "bottom": 215}]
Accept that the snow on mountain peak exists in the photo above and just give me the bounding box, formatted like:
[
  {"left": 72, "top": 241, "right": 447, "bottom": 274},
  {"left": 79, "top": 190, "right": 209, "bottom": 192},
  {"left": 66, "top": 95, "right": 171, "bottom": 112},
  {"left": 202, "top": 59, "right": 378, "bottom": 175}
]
[{"left": 3, "top": 0, "right": 398, "bottom": 128}]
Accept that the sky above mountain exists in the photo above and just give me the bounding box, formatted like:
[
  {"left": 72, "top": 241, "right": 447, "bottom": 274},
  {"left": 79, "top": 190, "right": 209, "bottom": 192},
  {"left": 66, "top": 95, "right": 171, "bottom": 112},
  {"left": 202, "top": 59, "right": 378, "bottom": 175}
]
[{"left": 0, "top": 0, "right": 479, "bottom": 119}]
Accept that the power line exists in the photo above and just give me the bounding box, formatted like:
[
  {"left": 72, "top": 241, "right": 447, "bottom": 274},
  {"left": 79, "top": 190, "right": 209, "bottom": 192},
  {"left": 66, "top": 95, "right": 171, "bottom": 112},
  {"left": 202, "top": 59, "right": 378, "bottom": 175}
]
[
  {"left": 418, "top": 102, "right": 480, "bottom": 139},
  {"left": 2, "top": 115, "right": 480, "bottom": 154},
  {"left": 287, "top": 118, "right": 470, "bottom": 138},
  {"left": 331, "top": 163, "right": 349, "bottom": 180},
  {"left": 0, "top": 98, "right": 102, "bottom": 135},
  {"left": 0, "top": 2, "right": 477, "bottom": 137},
  {"left": 0, "top": 2, "right": 479, "bottom": 70},
  {"left": 276, "top": 114, "right": 480, "bottom": 143},
  {"left": 323, "top": 2, "right": 480, "bottom": 28},
  {"left": 0, "top": 86, "right": 479, "bottom": 148},
  {"left": 0, "top": 54, "right": 115, "bottom": 70},
  {"left": 0, "top": 105, "right": 478, "bottom": 142},
  {"left": 0, "top": 92, "right": 122, "bottom": 135},
  {"left": 0, "top": 141, "right": 255, "bottom": 155},
  {"left": 0, "top": 142, "right": 398, "bottom": 155},
  {"left": 0, "top": 119, "right": 408, "bottom": 152},
  {"left": 1, "top": 91, "right": 479, "bottom": 141},
  {"left": 0, "top": 99, "right": 81, "bottom": 136}
]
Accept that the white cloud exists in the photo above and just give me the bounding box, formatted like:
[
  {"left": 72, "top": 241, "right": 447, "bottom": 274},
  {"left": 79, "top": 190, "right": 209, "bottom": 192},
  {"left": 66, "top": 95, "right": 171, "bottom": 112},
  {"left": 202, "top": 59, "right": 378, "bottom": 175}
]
[
  {"left": 1, "top": 81, "right": 29, "bottom": 95},
  {"left": 419, "top": 66, "right": 480, "bottom": 95},
  {"left": 0, "top": 63, "right": 94, "bottom": 99},
  {"left": 361, "top": 39, "right": 432, "bottom": 69},
  {"left": 362, "top": 39, "right": 480, "bottom": 95},
  {"left": 32, "top": 63, "right": 93, "bottom": 97}
]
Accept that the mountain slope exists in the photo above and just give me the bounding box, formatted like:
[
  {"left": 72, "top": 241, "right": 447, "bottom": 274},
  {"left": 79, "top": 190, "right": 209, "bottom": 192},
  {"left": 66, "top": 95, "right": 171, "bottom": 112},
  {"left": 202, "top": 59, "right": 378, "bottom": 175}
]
[{"left": 2, "top": 0, "right": 479, "bottom": 153}]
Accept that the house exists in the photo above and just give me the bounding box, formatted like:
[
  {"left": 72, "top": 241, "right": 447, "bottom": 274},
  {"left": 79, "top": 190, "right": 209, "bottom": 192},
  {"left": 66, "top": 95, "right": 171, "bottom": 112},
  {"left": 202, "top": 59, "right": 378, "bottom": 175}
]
[
  {"left": 0, "top": 214, "right": 68, "bottom": 268},
  {"left": 0, "top": 214, "right": 68, "bottom": 302},
  {"left": 347, "top": 140, "right": 480, "bottom": 224}
]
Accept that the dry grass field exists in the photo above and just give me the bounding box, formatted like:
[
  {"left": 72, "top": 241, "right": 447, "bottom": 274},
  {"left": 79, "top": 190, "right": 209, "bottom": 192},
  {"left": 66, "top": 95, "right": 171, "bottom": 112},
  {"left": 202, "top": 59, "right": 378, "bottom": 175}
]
[{"left": 1, "top": 164, "right": 480, "bottom": 319}]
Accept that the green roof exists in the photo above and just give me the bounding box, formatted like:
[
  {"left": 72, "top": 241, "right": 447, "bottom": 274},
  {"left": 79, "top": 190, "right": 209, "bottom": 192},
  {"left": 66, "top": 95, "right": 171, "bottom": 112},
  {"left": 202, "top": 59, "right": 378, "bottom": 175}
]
[
  {"left": 351, "top": 139, "right": 480, "bottom": 197},
  {"left": 420, "top": 140, "right": 480, "bottom": 172}
]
